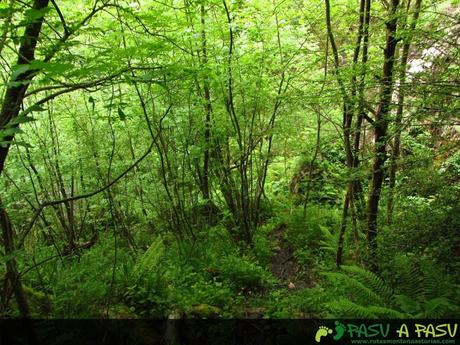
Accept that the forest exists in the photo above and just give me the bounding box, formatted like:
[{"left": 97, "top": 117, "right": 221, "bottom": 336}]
[{"left": 0, "top": 0, "right": 459, "bottom": 320}]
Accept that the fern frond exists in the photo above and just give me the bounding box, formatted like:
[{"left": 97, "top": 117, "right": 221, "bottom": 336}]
[
  {"left": 392, "top": 258, "right": 425, "bottom": 300},
  {"left": 328, "top": 298, "right": 407, "bottom": 319},
  {"left": 421, "top": 297, "right": 455, "bottom": 318},
  {"left": 132, "top": 237, "right": 164, "bottom": 280},
  {"left": 366, "top": 305, "right": 407, "bottom": 319},
  {"left": 394, "top": 294, "right": 420, "bottom": 316},
  {"left": 328, "top": 298, "right": 377, "bottom": 318},
  {"left": 322, "top": 271, "right": 385, "bottom": 306},
  {"left": 341, "top": 265, "right": 394, "bottom": 302}
]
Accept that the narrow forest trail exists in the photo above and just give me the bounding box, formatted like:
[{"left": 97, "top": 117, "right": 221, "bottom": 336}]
[
  {"left": 269, "top": 225, "right": 315, "bottom": 290},
  {"left": 237, "top": 224, "right": 317, "bottom": 319}
]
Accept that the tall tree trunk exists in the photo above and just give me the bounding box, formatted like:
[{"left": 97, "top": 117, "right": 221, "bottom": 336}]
[
  {"left": 366, "top": 0, "right": 400, "bottom": 270},
  {"left": 200, "top": 4, "right": 212, "bottom": 203},
  {"left": 387, "top": 0, "right": 422, "bottom": 224},
  {"left": 0, "top": 0, "right": 50, "bottom": 172},
  {"left": 326, "top": 0, "right": 367, "bottom": 266},
  {"left": 0, "top": 198, "right": 38, "bottom": 344},
  {"left": 0, "top": 199, "right": 30, "bottom": 317},
  {"left": 325, "top": 0, "right": 352, "bottom": 266},
  {"left": 352, "top": 0, "right": 371, "bottom": 219},
  {"left": 337, "top": 189, "right": 351, "bottom": 267},
  {"left": 303, "top": 110, "right": 321, "bottom": 214},
  {"left": 0, "top": 0, "right": 50, "bottom": 320}
]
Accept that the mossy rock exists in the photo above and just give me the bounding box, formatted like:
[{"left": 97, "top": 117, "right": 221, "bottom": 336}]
[
  {"left": 106, "top": 304, "right": 139, "bottom": 319},
  {"left": 189, "top": 304, "right": 222, "bottom": 318},
  {"left": 22, "top": 285, "right": 52, "bottom": 316},
  {"left": 237, "top": 307, "right": 266, "bottom": 319}
]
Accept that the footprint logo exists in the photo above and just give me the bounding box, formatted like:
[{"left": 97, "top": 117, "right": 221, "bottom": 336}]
[
  {"left": 333, "top": 321, "right": 346, "bottom": 341},
  {"left": 315, "top": 326, "right": 333, "bottom": 343}
]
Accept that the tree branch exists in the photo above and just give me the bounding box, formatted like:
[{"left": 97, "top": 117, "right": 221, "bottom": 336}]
[
  {"left": 50, "top": 0, "right": 70, "bottom": 36},
  {"left": 18, "top": 105, "right": 172, "bottom": 247}
]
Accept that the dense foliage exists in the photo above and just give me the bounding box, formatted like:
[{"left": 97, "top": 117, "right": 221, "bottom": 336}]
[{"left": 0, "top": 0, "right": 459, "bottom": 319}]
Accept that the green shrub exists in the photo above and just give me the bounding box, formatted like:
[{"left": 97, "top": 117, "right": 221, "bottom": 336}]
[
  {"left": 265, "top": 286, "right": 332, "bottom": 318},
  {"left": 29, "top": 236, "right": 131, "bottom": 317},
  {"left": 123, "top": 237, "right": 170, "bottom": 317},
  {"left": 168, "top": 269, "right": 235, "bottom": 313},
  {"left": 383, "top": 184, "right": 460, "bottom": 273},
  {"left": 218, "top": 255, "right": 276, "bottom": 294},
  {"left": 284, "top": 206, "right": 339, "bottom": 266}
]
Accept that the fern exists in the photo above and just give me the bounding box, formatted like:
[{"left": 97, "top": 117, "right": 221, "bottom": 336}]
[
  {"left": 341, "top": 265, "right": 394, "bottom": 302},
  {"left": 391, "top": 257, "right": 425, "bottom": 300},
  {"left": 323, "top": 262, "right": 459, "bottom": 318},
  {"left": 367, "top": 305, "right": 407, "bottom": 319},
  {"left": 394, "top": 294, "right": 421, "bottom": 315},
  {"left": 328, "top": 299, "right": 406, "bottom": 319},
  {"left": 324, "top": 267, "right": 405, "bottom": 318},
  {"left": 322, "top": 271, "right": 386, "bottom": 306},
  {"left": 389, "top": 255, "right": 459, "bottom": 317},
  {"left": 319, "top": 225, "right": 337, "bottom": 254},
  {"left": 328, "top": 299, "right": 377, "bottom": 318},
  {"left": 132, "top": 237, "right": 165, "bottom": 281}
]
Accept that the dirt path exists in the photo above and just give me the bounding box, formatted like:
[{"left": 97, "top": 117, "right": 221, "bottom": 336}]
[
  {"left": 269, "top": 224, "right": 315, "bottom": 289},
  {"left": 269, "top": 224, "right": 297, "bottom": 281}
]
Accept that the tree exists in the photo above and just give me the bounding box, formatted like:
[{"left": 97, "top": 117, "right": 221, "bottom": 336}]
[
  {"left": 366, "top": 0, "right": 401, "bottom": 270},
  {"left": 0, "top": 0, "right": 50, "bottom": 319}
]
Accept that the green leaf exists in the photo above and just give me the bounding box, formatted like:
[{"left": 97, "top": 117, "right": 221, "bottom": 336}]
[
  {"left": 32, "top": 60, "right": 73, "bottom": 74},
  {"left": 0, "top": 127, "right": 24, "bottom": 138},
  {"left": 395, "top": 294, "right": 420, "bottom": 314},
  {"left": 0, "top": 6, "right": 11, "bottom": 19},
  {"left": 28, "top": 104, "right": 47, "bottom": 112},
  {"left": 10, "top": 140, "right": 33, "bottom": 148},
  {"left": 424, "top": 297, "right": 452, "bottom": 317},
  {"left": 118, "top": 107, "right": 126, "bottom": 121},
  {"left": 0, "top": 140, "right": 32, "bottom": 148},
  {"left": 21, "top": 7, "right": 51, "bottom": 24},
  {"left": 11, "top": 64, "right": 32, "bottom": 81},
  {"left": 8, "top": 115, "right": 36, "bottom": 126}
]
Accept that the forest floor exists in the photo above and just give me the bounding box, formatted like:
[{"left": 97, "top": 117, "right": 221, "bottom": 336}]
[{"left": 269, "top": 224, "right": 314, "bottom": 290}]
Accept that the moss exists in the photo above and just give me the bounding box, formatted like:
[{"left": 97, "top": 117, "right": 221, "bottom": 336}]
[
  {"left": 189, "top": 304, "right": 222, "bottom": 318},
  {"left": 22, "top": 285, "right": 52, "bottom": 316}
]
